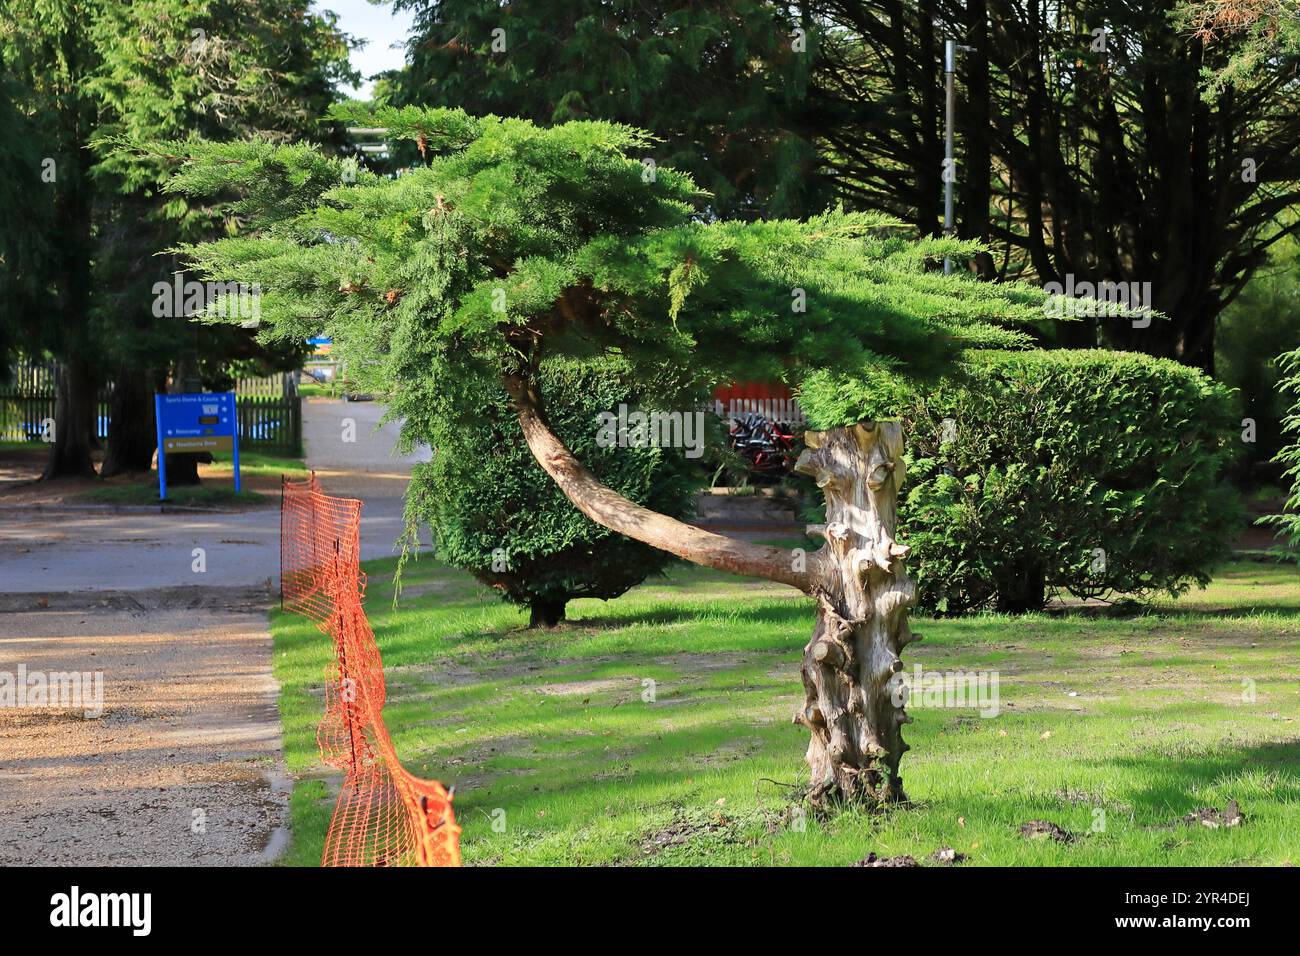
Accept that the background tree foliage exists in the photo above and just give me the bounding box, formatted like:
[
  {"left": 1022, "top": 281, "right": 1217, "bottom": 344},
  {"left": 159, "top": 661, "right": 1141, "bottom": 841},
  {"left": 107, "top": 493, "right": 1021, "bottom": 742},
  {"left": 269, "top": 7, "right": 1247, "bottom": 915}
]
[
  {"left": 803, "top": 0, "right": 1300, "bottom": 372},
  {"left": 0, "top": 0, "right": 354, "bottom": 478},
  {"left": 1, "top": 0, "right": 104, "bottom": 476},
  {"left": 0, "top": 59, "right": 52, "bottom": 377},
  {"left": 391, "top": 0, "right": 827, "bottom": 218}
]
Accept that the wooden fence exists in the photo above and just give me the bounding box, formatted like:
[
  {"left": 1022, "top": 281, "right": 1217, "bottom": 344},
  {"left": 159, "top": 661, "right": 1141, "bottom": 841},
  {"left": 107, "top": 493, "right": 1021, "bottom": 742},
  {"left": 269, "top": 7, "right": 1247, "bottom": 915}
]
[
  {"left": 0, "top": 363, "right": 112, "bottom": 442},
  {"left": 1, "top": 361, "right": 301, "bottom": 455},
  {"left": 712, "top": 397, "right": 806, "bottom": 425},
  {"left": 236, "top": 375, "right": 302, "bottom": 455}
]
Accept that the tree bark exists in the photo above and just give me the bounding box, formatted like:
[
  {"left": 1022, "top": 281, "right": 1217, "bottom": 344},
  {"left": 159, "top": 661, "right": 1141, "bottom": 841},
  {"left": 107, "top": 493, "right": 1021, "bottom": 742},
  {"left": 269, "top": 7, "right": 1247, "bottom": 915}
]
[
  {"left": 502, "top": 373, "right": 815, "bottom": 592},
  {"left": 792, "top": 423, "right": 917, "bottom": 807},
  {"left": 101, "top": 366, "right": 161, "bottom": 477},
  {"left": 165, "top": 451, "right": 210, "bottom": 487},
  {"left": 528, "top": 597, "right": 567, "bottom": 629},
  {"left": 504, "top": 372, "right": 916, "bottom": 807},
  {"left": 41, "top": 357, "right": 98, "bottom": 480},
  {"left": 995, "top": 562, "right": 1046, "bottom": 613}
]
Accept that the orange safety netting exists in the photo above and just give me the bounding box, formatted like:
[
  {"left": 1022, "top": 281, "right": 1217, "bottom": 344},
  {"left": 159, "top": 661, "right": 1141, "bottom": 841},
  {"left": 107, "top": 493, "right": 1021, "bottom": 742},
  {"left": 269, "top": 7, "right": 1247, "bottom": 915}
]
[{"left": 280, "top": 473, "right": 461, "bottom": 867}]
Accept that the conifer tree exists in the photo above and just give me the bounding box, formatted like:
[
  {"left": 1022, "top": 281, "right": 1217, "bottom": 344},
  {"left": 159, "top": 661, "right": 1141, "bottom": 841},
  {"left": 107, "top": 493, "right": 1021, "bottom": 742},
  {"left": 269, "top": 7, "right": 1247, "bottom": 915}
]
[
  {"left": 391, "top": 0, "right": 823, "bottom": 218},
  {"left": 156, "top": 105, "right": 1051, "bottom": 806}
]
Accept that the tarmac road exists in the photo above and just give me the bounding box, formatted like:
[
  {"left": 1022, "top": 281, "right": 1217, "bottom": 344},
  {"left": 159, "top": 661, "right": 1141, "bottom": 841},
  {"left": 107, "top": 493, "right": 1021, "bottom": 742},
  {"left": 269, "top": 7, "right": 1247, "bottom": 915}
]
[{"left": 0, "top": 398, "right": 429, "bottom": 594}]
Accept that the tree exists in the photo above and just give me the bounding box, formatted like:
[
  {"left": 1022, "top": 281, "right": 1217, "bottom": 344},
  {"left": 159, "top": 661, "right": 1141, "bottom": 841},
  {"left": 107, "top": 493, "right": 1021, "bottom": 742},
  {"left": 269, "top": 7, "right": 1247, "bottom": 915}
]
[
  {"left": 87, "top": 0, "right": 354, "bottom": 479},
  {"left": 801, "top": 0, "right": 1300, "bottom": 372},
  {"left": 2, "top": 1, "right": 352, "bottom": 482},
  {"left": 391, "top": 0, "right": 824, "bottom": 219},
  {"left": 1, "top": 0, "right": 104, "bottom": 478},
  {"left": 404, "top": 356, "right": 699, "bottom": 628},
  {"left": 1216, "top": 232, "right": 1300, "bottom": 482},
  {"left": 155, "top": 106, "right": 1051, "bottom": 807},
  {"left": 1179, "top": 0, "right": 1300, "bottom": 95},
  {"left": 0, "top": 58, "right": 53, "bottom": 375}
]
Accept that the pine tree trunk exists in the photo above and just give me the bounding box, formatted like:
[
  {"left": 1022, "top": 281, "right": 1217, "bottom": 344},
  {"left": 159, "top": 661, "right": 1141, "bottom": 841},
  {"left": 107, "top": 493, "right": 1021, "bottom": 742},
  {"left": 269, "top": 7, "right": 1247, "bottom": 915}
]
[
  {"left": 41, "top": 357, "right": 98, "bottom": 480},
  {"left": 793, "top": 422, "right": 918, "bottom": 807},
  {"left": 528, "top": 597, "right": 567, "bottom": 629},
  {"left": 101, "top": 367, "right": 159, "bottom": 477},
  {"left": 995, "top": 563, "right": 1046, "bottom": 613},
  {"left": 166, "top": 452, "right": 208, "bottom": 486}
]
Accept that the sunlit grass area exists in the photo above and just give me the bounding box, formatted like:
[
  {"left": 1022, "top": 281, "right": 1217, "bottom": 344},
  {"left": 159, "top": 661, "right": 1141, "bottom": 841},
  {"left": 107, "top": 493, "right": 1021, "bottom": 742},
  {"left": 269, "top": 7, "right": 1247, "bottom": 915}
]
[
  {"left": 271, "top": 558, "right": 1300, "bottom": 866},
  {"left": 207, "top": 450, "right": 308, "bottom": 477}
]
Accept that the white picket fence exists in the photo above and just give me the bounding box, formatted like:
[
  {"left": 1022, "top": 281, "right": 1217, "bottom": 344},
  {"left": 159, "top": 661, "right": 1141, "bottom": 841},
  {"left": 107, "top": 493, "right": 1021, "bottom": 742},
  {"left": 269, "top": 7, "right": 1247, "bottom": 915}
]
[{"left": 712, "top": 397, "right": 806, "bottom": 424}]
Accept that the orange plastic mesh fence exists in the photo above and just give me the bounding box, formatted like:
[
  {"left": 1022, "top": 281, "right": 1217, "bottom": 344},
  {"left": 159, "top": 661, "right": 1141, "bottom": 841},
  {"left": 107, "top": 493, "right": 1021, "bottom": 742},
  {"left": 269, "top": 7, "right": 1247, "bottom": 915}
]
[{"left": 281, "top": 473, "right": 461, "bottom": 867}]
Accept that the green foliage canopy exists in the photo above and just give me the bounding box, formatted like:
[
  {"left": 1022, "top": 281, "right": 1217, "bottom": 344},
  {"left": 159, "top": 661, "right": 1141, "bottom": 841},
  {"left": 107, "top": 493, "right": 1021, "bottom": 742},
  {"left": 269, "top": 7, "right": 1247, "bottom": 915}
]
[
  {"left": 162, "top": 105, "right": 1050, "bottom": 436},
  {"left": 390, "top": 0, "right": 821, "bottom": 218}
]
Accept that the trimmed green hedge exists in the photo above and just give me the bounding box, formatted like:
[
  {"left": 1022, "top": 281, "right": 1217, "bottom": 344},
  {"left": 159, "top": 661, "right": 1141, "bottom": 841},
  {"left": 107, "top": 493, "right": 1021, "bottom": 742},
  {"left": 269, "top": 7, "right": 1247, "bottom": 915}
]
[
  {"left": 403, "top": 356, "right": 699, "bottom": 626},
  {"left": 801, "top": 350, "right": 1241, "bottom": 613}
]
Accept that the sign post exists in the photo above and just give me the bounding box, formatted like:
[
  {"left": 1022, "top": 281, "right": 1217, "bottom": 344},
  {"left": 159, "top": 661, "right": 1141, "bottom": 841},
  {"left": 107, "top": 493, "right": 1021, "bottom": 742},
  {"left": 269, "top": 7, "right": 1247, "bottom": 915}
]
[{"left": 154, "top": 392, "right": 240, "bottom": 501}]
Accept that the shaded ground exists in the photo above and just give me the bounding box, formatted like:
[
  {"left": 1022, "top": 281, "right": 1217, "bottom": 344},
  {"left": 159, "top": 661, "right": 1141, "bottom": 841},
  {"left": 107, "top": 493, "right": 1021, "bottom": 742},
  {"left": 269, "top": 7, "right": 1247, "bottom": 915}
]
[
  {"left": 273, "top": 558, "right": 1300, "bottom": 866},
  {"left": 0, "top": 442, "right": 288, "bottom": 507},
  {"left": 0, "top": 589, "right": 289, "bottom": 865}
]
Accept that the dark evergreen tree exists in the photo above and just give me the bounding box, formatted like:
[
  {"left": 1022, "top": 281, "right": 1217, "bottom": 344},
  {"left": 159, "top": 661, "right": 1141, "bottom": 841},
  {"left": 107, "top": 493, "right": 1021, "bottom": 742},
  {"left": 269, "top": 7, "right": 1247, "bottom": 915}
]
[
  {"left": 392, "top": 0, "right": 827, "bottom": 218},
  {"left": 89, "top": 0, "right": 355, "bottom": 478},
  {"left": 803, "top": 0, "right": 1300, "bottom": 372}
]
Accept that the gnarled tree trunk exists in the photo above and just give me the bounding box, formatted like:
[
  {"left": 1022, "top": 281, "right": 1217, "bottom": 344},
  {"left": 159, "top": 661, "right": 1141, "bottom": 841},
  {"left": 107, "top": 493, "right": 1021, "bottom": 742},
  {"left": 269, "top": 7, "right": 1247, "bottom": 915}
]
[
  {"left": 503, "top": 373, "right": 917, "bottom": 808},
  {"left": 793, "top": 423, "right": 917, "bottom": 807}
]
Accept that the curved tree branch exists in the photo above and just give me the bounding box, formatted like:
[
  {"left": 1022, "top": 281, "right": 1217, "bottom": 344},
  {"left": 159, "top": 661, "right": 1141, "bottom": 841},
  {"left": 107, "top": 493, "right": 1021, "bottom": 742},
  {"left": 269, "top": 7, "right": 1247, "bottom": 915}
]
[{"left": 503, "top": 371, "right": 818, "bottom": 593}]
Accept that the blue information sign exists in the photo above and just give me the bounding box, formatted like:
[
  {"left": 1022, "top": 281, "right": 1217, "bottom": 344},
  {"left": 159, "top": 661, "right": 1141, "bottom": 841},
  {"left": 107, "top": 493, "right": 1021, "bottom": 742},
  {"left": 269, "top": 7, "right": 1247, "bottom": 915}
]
[{"left": 153, "top": 392, "right": 240, "bottom": 501}]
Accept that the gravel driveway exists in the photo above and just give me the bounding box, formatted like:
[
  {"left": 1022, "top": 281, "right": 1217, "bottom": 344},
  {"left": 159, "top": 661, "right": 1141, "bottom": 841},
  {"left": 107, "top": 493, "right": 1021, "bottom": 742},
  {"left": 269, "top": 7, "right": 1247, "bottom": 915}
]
[{"left": 0, "top": 588, "right": 289, "bottom": 865}]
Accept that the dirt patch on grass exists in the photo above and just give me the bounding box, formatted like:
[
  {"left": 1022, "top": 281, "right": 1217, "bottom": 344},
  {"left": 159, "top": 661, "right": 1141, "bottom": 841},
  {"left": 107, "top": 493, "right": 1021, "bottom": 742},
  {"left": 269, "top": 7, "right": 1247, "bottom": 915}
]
[
  {"left": 536, "top": 678, "right": 636, "bottom": 697},
  {"left": 853, "top": 852, "right": 919, "bottom": 867},
  {"left": 1019, "top": 820, "right": 1077, "bottom": 843},
  {"left": 640, "top": 808, "right": 739, "bottom": 857},
  {"left": 1156, "top": 800, "right": 1245, "bottom": 830},
  {"left": 698, "top": 736, "right": 765, "bottom": 767}
]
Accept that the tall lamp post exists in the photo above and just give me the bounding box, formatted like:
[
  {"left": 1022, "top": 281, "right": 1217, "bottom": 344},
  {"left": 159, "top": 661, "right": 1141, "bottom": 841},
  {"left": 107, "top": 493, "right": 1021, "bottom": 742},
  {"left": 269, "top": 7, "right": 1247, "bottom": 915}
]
[{"left": 943, "top": 39, "right": 975, "bottom": 275}]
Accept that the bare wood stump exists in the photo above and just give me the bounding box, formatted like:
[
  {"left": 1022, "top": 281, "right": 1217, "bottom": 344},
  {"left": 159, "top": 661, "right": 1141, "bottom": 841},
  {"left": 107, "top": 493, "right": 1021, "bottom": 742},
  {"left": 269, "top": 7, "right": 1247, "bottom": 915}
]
[{"left": 794, "top": 422, "right": 918, "bottom": 808}]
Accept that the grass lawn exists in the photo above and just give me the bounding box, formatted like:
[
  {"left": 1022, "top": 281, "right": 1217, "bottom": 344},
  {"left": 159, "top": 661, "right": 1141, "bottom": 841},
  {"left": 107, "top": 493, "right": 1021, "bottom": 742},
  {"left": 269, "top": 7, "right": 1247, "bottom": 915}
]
[
  {"left": 79, "top": 483, "right": 270, "bottom": 507},
  {"left": 208, "top": 449, "right": 309, "bottom": 477},
  {"left": 270, "top": 558, "right": 1300, "bottom": 866},
  {"left": 73, "top": 449, "right": 304, "bottom": 506}
]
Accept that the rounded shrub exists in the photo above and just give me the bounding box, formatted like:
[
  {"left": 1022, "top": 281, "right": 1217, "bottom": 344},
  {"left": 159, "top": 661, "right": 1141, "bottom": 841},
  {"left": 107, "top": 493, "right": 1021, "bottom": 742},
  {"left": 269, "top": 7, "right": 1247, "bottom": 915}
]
[
  {"left": 403, "top": 356, "right": 700, "bottom": 627},
  {"left": 800, "top": 350, "right": 1242, "bottom": 614}
]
